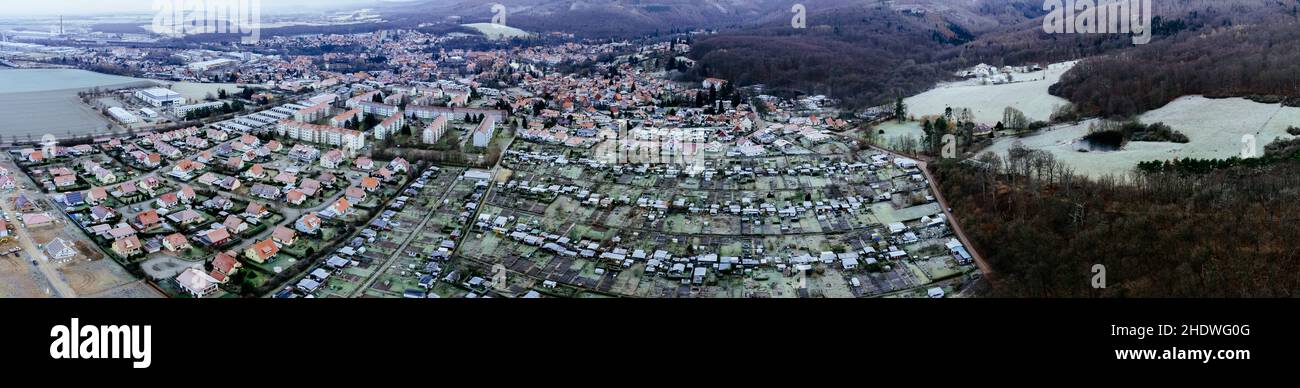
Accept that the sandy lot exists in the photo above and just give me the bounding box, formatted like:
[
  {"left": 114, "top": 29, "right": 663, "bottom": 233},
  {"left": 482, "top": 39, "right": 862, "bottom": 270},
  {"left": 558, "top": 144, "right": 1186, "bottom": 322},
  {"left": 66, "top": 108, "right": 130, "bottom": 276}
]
[
  {"left": 905, "top": 61, "right": 1076, "bottom": 125},
  {"left": 0, "top": 253, "right": 52, "bottom": 298},
  {"left": 83, "top": 280, "right": 165, "bottom": 298},
  {"left": 57, "top": 257, "right": 148, "bottom": 296}
]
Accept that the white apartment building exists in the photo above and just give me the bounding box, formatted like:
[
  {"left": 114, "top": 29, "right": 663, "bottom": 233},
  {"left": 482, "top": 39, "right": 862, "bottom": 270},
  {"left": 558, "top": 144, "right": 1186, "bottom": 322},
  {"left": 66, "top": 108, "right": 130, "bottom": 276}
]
[
  {"left": 276, "top": 120, "right": 366, "bottom": 152},
  {"left": 135, "top": 88, "right": 185, "bottom": 108},
  {"left": 423, "top": 114, "right": 448, "bottom": 144}
]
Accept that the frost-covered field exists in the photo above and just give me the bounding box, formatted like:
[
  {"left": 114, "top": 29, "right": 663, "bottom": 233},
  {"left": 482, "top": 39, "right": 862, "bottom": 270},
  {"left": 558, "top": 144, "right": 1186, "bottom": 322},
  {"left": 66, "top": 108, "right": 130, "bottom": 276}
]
[
  {"left": 463, "top": 23, "right": 531, "bottom": 40},
  {"left": 905, "top": 61, "right": 1076, "bottom": 125},
  {"left": 873, "top": 120, "right": 924, "bottom": 143},
  {"left": 166, "top": 82, "right": 248, "bottom": 102},
  {"left": 982, "top": 96, "right": 1300, "bottom": 177}
]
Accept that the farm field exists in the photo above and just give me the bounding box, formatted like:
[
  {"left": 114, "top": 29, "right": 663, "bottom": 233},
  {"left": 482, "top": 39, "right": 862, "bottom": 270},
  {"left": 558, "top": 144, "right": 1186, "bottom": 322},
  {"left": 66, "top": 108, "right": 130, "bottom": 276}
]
[
  {"left": 462, "top": 23, "right": 531, "bottom": 40},
  {"left": 904, "top": 61, "right": 1076, "bottom": 125},
  {"left": 982, "top": 96, "right": 1300, "bottom": 177}
]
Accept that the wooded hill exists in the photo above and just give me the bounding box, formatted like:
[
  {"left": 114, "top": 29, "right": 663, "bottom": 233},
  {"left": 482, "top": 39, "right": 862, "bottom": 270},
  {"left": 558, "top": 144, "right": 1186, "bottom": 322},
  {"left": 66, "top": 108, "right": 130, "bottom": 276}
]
[{"left": 932, "top": 144, "right": 1300, "bottom": 297}]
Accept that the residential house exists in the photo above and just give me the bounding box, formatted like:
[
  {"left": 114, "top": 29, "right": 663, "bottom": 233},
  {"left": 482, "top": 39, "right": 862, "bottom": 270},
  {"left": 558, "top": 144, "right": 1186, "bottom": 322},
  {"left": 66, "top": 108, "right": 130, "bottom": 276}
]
[
  {"left": 21, "top": 213, "right": 55, "bottom": 227},
  {"left": 178, "top": 185, "right": 197, "bottom": 203},
  {"left": 212, "top": 251, "right": 241, "bottom": 278},
  {"left": 243, "top": 238, "right": 280, "bottom": 264},
  {"left": 196, "top": 172, "right": 220, "bottom": 186},
  {"left": 389, "top": 158, "right": 410, "bottom": 174},
  {"left": 244, "top": 164, "right": 266, "bottom": 179},
  {"left": 163, "top": 233, "right": 190, "bottom": 252},
  {"left": 44, "top": 238, "right": 78, "bottom": 263},
  {"left": 136, "top": 210, "right": 162, "bottom": 230},
  {"left": 244, "top": 202, "right": 269, "bottom": 219},
  {"left": 360, "top": 177, "right": 380, "bottom": 192},
  {"left": 285, "top": 189, "right": 307, "bottom": 205},
  {"left": 320, "top": 149, "right": 344, "bottom": 169},
  {"left": 112, "top": 235, "right": 143, "bottom": 257},
  {"left": 250, "top": 183, "right": 281, "bottom": 200},
  {"left": 298, "top": 179, "right": 321, "bottom": 197},
  {"left": 61, "top": 191, "right": 84, "bottom": 207},
  {"left": 295, "top": 214, "right": 322, "bottom": 234},
  {"left": 89, "top": 206, "right": 116, "bottom": 223},
  {"left": 15, "top": 193, "right": 37, "bottom": 212},
  {"left": 272, "top": 226, "right": 297, "bottom": 246},
  {"left": 225, "top": 156, "right": 243, "bottom": 170},
  {"left": 176, "top": 267, "right": 219, "bottom": 298},
  {"left": 316, "top": 172, "right": 337, "bottom": 187},
  {"left": 202, "top": 196, "right": 233, "bottom": 212},
  {"left": 199, "top": 227, "right": 231, "bottom": 246},
  {"left": 375, "top": 168, "right": 395, "bottom": 182},
  {"left": 353, "top": 157, "right": 374, "bottom": 171},
  {"left": 156, "top": 192, "right": 179, "bottom": 208},
  {"left": 224, "top": 215, "right": 249, "bottom": 235},
  {"left": 86, "top": 187, "right": 108, "bottom": 205},
  {"left": 170, "top": 160, "right": 200, "bottom": 179},
  {"left": 273, "top": 172, "right": 297, "bottom": 186},
  {"left": 92, "top": 167, "right": 117, "bottom": 184},
  {"left": 54, "top": 174, "right": 77, "bottom": 188},
  {"left": 218, "top": 176, "right": 241, "bottom": 191},
  {"left": 322, "top": 198, "right": 352, "bottom": 218},
  {"left": 168, "top": 209, "right": 204, "bottom": 226},
  {"left": 344, "top": 186, "right": 367, "bottom": 203}
]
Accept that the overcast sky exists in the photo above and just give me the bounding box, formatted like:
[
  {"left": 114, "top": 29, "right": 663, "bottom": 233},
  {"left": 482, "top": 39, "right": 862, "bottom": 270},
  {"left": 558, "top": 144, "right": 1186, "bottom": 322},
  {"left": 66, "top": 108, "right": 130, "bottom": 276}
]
[{"left": 6, "top": 0, "right": 421, "bottom": 16}]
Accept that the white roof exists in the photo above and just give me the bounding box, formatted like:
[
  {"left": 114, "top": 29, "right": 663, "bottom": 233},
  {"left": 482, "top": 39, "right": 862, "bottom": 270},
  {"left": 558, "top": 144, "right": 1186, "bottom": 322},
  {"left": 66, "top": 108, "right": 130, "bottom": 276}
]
[
  {"left": 462, "top": 170, "right": 493, "bottom": 181},
  {"left": 176, "top": 268, "right": 217, "bottom": 293},
  {"left": 139, "top": 87, "right": 181, "bottom": 99}
]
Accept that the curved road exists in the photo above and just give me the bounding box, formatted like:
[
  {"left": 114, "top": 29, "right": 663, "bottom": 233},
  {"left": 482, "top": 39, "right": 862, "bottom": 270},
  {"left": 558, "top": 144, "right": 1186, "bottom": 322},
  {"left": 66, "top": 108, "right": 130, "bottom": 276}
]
[{"left": 868, "top": 144, "right": 992, "bottom": 276}]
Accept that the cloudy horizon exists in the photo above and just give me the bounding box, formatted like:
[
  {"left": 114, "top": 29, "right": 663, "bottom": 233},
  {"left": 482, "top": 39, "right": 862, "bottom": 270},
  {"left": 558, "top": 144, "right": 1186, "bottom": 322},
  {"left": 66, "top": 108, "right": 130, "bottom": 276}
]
[{"left": 4, "top": 0, "right": 425, "bottom": 17}]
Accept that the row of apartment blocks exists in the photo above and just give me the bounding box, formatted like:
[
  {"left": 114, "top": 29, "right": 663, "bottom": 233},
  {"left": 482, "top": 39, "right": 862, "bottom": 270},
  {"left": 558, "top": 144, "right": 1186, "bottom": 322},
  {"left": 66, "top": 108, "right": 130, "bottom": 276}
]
[
  {"left": 372, "top": 110, "right": 448, "bottom": 145},
  {"left": 327, "top": 90, "right": 503, "bottom": 147},
  {"left": 275, "top": 120, "right": 366, "bottom": 152},
  {"left": 346, "top": 96, "right": 502, "bottom": 123},
  {"left": 338, "top": 96, "right": 453, "bottom": 144}
]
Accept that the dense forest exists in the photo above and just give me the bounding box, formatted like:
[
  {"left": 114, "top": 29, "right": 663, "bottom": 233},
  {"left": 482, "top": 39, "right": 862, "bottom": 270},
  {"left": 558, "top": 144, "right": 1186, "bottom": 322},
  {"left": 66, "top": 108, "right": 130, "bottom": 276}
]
[
  {"left": 687, "top": 3, "right": 1013, "bottom": 108},
  {"left": 932, "top": 144, "right": 1300, "bottom": 297},
  {"left": 1048, "top": 1, "right": 1300, "bottom": 117},
  {"left": 686, "top": 0, "right": 1300, "bottom": 112},
  {"left": 682, "top": 0, "right": 1147, "bottom": 108}
]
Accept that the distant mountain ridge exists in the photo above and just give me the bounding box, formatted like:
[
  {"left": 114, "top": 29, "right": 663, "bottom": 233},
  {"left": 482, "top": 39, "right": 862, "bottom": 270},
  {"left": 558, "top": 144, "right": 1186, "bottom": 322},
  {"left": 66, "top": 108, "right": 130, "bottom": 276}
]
[
  {"left": 683, "top": 0, "right": 1049, "bottom": 108},
  {"left": 382, "top": 0, "right": 797, "bottom": 37}
]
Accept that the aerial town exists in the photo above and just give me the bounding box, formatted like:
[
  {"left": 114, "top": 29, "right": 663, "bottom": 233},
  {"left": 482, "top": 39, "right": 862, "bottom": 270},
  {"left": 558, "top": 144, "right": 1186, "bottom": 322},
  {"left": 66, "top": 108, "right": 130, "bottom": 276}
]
[
  {"left": 4, "top": 1, "right": 1288, "bottom": 375},
  {"left": 0, "top": 24, "right": 980, "bottom": 299}
]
